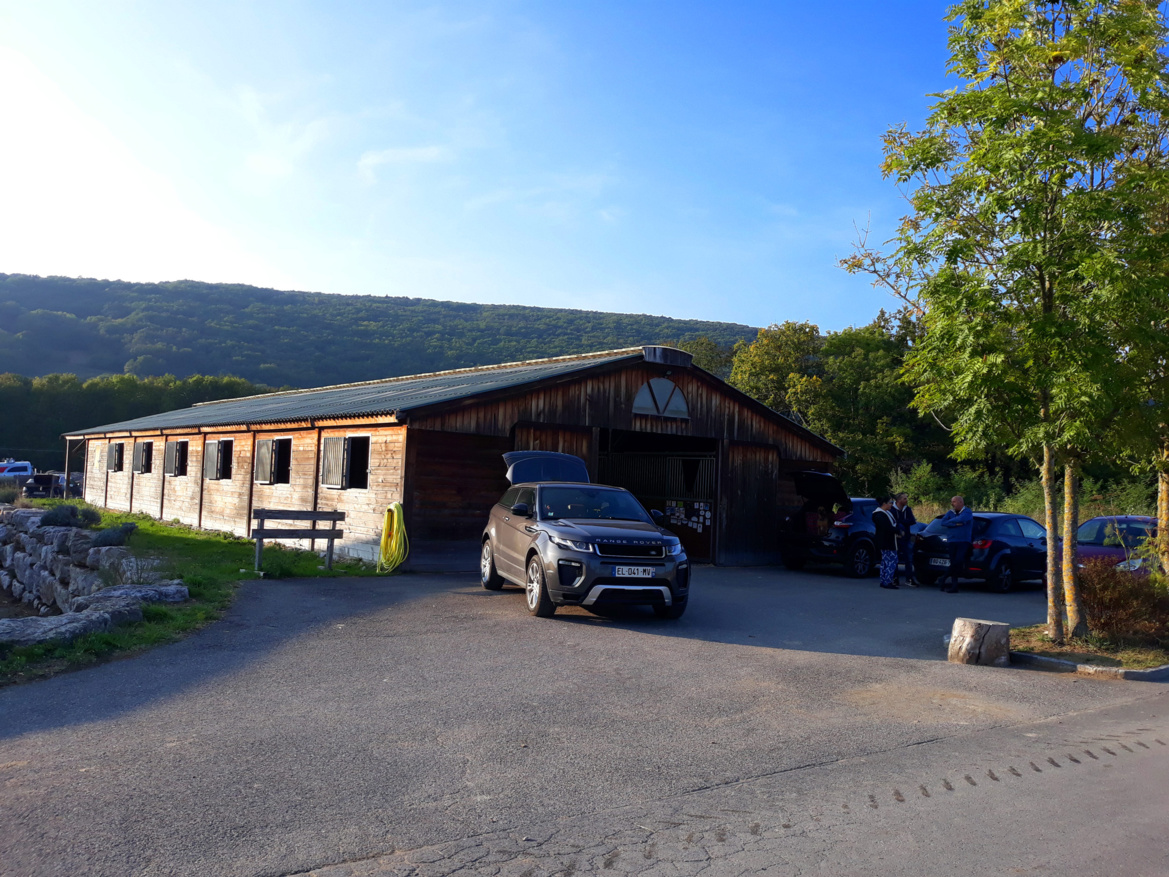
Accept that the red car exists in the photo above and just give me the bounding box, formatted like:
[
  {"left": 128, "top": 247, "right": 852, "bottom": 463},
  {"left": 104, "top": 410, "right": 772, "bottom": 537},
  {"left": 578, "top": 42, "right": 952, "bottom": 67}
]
[{"left": 1076, "top": 515, "right": 1156, "bottom": 573}]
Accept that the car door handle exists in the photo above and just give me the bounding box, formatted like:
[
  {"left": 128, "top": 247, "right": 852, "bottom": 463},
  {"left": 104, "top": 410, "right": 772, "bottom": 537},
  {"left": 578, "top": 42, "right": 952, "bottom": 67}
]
[
  {"left": 525, "top": 526, "right": 538, "bottom": 534},
  {"left": 503, "top": 516, "right": 510, "bottom": 522}
]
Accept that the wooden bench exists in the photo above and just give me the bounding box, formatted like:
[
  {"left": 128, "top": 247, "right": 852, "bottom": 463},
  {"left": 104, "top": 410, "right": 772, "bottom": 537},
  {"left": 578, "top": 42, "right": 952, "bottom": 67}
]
[{"left": 251, "top": 509, "right": 345, "bottom": 572}]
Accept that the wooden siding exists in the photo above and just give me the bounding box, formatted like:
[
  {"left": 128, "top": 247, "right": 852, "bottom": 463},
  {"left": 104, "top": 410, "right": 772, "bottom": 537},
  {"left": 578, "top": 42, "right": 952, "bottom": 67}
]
[
  {"left": 85, "top": 426, "right": 408, "bottom": 561},
  {"left": 197, "top": 432, "right": 252, "bottom": 536},
  {"left": 315, "top": 426, "right": 407, "bottom": 561},
  {"left": 407, "top": 364, "right": 836, "bottom": 463},
  {"left": 404, "top": 430, "right": 511, "bottom": 542},
  {"left": 717, "top": 442, "right": 782, "bottom": 566}
]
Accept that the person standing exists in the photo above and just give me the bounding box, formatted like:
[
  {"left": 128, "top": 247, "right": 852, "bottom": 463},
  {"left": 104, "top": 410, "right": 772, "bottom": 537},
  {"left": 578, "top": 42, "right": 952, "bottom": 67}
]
[
  {"left": 872, "top": 497, "right": 899, "bottom": 589},
  {"left": 892, "top": 492, "right": 919, "bottom": 587},
  {"left": 938, "top": 495, "right": 973, "bottom": 593}
]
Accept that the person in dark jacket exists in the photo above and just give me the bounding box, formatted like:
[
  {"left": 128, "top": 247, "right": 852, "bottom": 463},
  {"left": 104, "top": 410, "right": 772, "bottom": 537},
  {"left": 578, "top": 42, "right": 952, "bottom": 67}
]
[
  {"left": 872, "top": 497, "right": 899, "bottom": 589},
  {"left": 892, "top": 492, "right": 919, "bottom": 587},
  {"left": 938, "top": 495, "right": 973, "bottom": 593}
]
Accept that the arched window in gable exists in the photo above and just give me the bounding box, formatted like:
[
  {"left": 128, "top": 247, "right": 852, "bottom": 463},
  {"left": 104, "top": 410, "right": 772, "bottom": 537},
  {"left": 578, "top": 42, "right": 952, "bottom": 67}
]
[{"left": 632, "top": 378, "right": 689, "bottom": 419}]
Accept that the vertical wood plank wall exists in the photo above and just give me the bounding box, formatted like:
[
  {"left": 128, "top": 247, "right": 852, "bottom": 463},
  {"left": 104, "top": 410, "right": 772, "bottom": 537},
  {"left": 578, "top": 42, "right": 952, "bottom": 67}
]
[{"left": 82, "top": 425, "right": 408, "bottom": 560}]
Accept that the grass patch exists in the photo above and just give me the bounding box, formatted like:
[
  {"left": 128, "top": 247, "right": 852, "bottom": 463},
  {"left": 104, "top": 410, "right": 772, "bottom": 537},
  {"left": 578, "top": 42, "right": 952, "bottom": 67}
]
[
  {"left": 0, "top": 502, "right": 385, "bottom": 686},
  {"left": 1010, "top": 624, "right": 1169, "bottom": 670}
]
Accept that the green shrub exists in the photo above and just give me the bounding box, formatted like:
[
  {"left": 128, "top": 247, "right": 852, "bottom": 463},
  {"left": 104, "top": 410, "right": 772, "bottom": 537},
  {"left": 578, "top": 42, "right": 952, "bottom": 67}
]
[
  {"left": 1079, "top": 558, "right": 1169, "bottom": 642},
  {"left": 0, "top": 487, "right": 16, "bottom": 504},
  {"left": 92, "top": 522, "right": 138, "bottom": 547}
]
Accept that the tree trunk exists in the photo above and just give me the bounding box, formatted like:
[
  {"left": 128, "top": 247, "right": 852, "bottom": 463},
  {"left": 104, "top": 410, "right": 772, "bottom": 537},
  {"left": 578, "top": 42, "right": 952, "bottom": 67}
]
[
  {"left": 1042, "top": 443, "right": 1065, "bottom": 642},
  {"left": 1158, "top": 441, "right": 1169, "bottom": 576},
  {"left": 1062, "top": 458, "right": 1087, "bottom": 638}
]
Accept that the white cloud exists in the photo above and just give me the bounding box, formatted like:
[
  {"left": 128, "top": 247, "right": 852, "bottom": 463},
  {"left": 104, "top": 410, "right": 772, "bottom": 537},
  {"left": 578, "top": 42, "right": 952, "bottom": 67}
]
[
  {"left": 234, "top": 85, "right": 333, "bottom": 180},
  {"left": 0, "top": 48, "right": 292, "bottom": 288},
  {"left": 357, "top": 145, "right": 454, "bottom": 183}
]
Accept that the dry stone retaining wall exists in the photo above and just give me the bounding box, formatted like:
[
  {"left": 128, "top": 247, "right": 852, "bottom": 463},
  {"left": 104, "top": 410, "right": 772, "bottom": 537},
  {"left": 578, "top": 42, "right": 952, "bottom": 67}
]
[{"left": 0, "top": 505, "right": 189, "bottom": 648}]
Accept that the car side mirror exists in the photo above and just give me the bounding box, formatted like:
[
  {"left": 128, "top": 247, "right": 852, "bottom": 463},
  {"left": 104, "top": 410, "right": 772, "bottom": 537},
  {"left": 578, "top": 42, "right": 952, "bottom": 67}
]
[
  {"left": 651, "top": 509, "right": 665, "bottom": 525},
  {"left": 510, "top": 502, "right": 531, "bottom": 517}
]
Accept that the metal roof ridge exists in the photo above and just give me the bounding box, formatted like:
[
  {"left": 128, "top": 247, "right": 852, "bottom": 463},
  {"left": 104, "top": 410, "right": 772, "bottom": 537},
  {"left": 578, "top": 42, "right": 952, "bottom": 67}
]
[{"left": 189, "top": 347, "right": 646, "bottom": 408}]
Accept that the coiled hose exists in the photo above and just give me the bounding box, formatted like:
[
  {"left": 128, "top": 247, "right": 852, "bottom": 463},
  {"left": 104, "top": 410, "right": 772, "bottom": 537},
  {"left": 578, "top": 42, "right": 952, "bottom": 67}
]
[{"left": 378, "top": 502, "right": 409, "bottom": 573}]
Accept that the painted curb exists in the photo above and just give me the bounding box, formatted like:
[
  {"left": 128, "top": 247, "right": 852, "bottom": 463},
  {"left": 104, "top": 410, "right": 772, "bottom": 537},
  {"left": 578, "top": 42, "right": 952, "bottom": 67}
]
[{"left": 1010, "top": 650, "right": 1169, "bottom": 682}]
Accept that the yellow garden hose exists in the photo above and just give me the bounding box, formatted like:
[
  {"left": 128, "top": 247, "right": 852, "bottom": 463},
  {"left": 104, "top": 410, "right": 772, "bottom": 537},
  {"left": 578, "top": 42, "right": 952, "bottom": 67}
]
[{"left": 378, "top": 502, "right": 409, "bottom": 573}]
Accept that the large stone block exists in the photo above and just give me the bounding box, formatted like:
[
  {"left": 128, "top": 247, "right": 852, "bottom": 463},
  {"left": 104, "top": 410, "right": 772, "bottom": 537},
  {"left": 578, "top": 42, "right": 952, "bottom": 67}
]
[
  {"left": 18, "top": 533, "right": 37, "bottom": 554},
  {"left": 68, "top": 530, "right": 95, "bottom": 564},
  {"left": 948, "top": 617, "right": 1011, "bottom": 667},
  {"left": 50, "top": 556, "right": 71, "bottom": 583},
  {"left": 68, "top": 566, "right": 103, "bottom": 598},
  {"left": 0, "top": 571, "right": 11, "bottom": 594},
  {"left": 40, "top": 543, "right": 57, "bottom": 566},
  {"left": 36, "top": 566, "right": 56, "bottom": 604},
  {"left": 68, "top": 594, "right": 144, "bottom": 625},
  {"left": 13, "top": 552, "right": 33, "bottom": 584},
  {"left": 0, "top": 524, "right": 10, "bottom": 544},
  {"left": 10, "top": 509, "right": 46, "bottom": 533},
  {"left": 37, "top": 526, "right": 74, "bottom": 554},
  {"left": 82, "top": 583, "right": 190, "bottom": 605},
  {"left": 0, "top": 612, "right": 112, "bottom": 648},
  {"left": 1, "top": 542, "right": 13, "bottom": 568},
  {"left": 11, "top": 577, "right": 25, "bottom": 600},
  {"left": 87, "top": 546, "right": 130, "bottom": 572},
  {"left": 53, "top": 581, "right": 71, "bottom": 612}
]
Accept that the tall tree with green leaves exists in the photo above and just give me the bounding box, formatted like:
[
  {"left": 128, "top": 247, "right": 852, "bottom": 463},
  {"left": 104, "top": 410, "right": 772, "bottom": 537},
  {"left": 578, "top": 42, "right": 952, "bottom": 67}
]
[
  {"left": 843, "top": 0, "right": 1169, "bottom": 640},
  {"left": 728, "top": 321, "right": 823, "bottom": 420}
]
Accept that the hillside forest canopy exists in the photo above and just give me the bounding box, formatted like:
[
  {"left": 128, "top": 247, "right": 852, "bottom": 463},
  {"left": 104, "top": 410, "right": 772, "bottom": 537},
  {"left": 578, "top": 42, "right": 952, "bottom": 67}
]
[{"left": 0, "top": 274, "right": 755, "bottom": 386}]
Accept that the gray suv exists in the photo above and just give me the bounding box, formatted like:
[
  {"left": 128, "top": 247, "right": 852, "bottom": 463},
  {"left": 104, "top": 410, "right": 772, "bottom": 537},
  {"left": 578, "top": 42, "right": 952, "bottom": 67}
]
[{"left": 480, "top": 452, "right": 691, "bottom": 618}]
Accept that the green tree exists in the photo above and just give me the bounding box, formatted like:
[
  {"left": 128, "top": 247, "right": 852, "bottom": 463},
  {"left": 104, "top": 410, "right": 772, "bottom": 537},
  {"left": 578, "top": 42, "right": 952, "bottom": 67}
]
[
  {"left": 728, "top": 321, "right": 823, "bottom": 419},
  {"left": 843, "top": 0, "right": 1169, "bottom": 640}
]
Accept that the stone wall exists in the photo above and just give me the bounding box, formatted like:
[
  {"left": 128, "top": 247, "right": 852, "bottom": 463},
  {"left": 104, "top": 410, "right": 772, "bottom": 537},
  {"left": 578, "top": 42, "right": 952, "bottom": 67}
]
[{"left": 0, "top": 505, "right": 189, "bottom": 649}]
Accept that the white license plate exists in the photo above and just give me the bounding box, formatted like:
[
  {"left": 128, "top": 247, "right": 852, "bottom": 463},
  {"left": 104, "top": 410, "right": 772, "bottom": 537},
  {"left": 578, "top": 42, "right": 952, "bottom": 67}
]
[
  {"left": 614, "top": 566, "right": 656, "bottom": 578},
  {"left": 929, "top": 557, "right": 950, "bottom": 568}
]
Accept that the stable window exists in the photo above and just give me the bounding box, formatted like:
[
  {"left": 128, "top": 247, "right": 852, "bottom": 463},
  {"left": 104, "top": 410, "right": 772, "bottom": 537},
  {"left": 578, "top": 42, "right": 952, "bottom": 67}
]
[
  {"left": 164, "top": 440, "right": 189, "bottom": 477},
  {"left": 203, "top": 439, "right": 234, "bottom": 481},
  {"left": 320, "top": 435, "right": 371, "bottom": 489},
  {"left": 255, "top": 437, "right": 293, "bottom": 485},
  {"left": 132, "top": 441, "right": 154, "bottom": 475},
  {"left": 632, "top": 379, "right": 689, "bottom": 419},
  {"left": 106, "top": 442, "right": 125, "bottom": 472}
]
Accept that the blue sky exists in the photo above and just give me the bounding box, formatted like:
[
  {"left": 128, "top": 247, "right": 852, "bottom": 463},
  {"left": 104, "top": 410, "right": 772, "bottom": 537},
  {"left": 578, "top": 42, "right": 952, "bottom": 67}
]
[{"left": 0, "top": 1, "right": 953, "bottom": 331}]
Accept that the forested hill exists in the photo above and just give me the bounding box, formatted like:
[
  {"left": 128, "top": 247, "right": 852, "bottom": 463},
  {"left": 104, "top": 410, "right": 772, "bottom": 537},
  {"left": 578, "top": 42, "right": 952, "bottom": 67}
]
[{"left": 0, "top": 274, "right": 756, "bottom": 386}]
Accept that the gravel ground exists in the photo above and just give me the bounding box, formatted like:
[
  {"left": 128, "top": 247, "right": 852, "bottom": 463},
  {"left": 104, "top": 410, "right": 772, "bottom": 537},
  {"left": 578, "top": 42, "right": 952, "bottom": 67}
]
[{"left": 0, "top": 566, "right": 1163, "bottom": 876}]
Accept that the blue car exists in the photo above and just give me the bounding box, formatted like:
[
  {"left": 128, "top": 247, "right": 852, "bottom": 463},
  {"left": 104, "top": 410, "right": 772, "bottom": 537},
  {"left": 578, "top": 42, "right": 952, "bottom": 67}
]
[{"left": 914, "top": 512, "right": 1049, "bottom": 592}]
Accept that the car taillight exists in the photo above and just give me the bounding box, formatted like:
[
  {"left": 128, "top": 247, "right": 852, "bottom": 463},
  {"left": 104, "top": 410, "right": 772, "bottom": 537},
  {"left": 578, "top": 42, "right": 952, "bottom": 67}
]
[{"left": 972, "top": 538, "right": 992, "bottom": 550}]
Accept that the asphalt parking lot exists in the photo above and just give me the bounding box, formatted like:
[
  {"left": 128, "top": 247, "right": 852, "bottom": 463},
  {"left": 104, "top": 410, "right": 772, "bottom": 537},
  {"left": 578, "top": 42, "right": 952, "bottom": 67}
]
[{"left": 0, "top": 565, "right": 1164, "bottom": 876}]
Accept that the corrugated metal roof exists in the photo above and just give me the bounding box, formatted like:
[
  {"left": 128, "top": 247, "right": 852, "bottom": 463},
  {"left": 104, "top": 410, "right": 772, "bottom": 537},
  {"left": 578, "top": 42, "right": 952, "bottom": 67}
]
[{"left": 65, "top": 348, "right": 643, "bottom": 436}]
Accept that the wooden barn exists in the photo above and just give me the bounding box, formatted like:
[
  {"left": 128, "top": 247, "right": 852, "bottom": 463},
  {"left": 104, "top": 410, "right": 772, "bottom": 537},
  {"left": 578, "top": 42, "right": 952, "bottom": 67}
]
[{"left": 65, "top": 346, "right": 841, "bottom": 567}]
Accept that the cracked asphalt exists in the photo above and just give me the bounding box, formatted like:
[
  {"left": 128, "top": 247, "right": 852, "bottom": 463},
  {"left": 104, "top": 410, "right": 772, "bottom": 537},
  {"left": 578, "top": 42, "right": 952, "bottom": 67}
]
[{"left": 1, "top": 566, "right": 1166, "bottom": 876}]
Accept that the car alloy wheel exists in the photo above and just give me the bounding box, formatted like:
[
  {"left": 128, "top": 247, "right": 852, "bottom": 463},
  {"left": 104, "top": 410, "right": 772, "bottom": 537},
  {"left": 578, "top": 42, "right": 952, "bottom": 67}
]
[
  {"left": 526, "top": 555, "right": 556, "bottom": 617},
  {"left": 992, "top": 558, "right": 1013, "bottom": 593},
  {"left": 849, "top": 543, "right": 873, "bottom": 578},
  {"left": 481, "top": 541, "right": 503, "bottom": 590}
]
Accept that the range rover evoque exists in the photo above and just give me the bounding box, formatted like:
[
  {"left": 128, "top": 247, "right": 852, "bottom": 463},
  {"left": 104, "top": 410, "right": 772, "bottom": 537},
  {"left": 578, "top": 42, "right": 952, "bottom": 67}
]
[{"left": 480, "top": 451, "right": 691, "bottom": 618}]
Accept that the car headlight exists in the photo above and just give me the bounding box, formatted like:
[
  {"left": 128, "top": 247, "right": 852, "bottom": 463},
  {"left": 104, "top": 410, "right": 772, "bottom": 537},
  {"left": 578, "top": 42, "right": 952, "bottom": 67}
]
[
  {"left": 1115, "top": 558, "right": 1143, "bottom": 571},
  {"left": 549, "top": 534, "right": 594, "bottom": 552},
  {"left": 664, "top": 540, "right": 684, "bottom": 556}
]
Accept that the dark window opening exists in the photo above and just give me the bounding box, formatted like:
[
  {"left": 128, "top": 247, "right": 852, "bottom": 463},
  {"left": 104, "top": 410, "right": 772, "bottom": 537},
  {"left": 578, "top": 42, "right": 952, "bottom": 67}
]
[
  {"left": 204, "top": 439, "right": 234, "bottom": 481},
  {"left": 273, "top": 438, "right": 292, "bottom": 484},
  {"left": 165, "top": 440, "right": 189, "bottom": 477},
  {"left": 132, "top": 442, "right": 154, "bottom": 474},
  {"left": 321, "top": 435, "right": 370, "bottom": 489},
  {"left": 347, "top": 437, "right": 370, "bottom": 489},
  {"left": 106, "top": 443, "right": 125, "bottom": 472}
]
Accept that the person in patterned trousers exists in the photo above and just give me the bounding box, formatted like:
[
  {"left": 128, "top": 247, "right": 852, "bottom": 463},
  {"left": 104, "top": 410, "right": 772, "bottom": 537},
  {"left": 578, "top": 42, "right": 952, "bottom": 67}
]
[{"left": 872, "top": 497, "right": 900, "bottom": 589}]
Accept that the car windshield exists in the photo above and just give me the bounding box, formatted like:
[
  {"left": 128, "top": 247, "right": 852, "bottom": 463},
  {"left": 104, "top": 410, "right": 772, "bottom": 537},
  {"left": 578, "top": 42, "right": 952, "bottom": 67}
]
[{"left": 539, "top": 486, "right": 651, "bottom": 523}]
